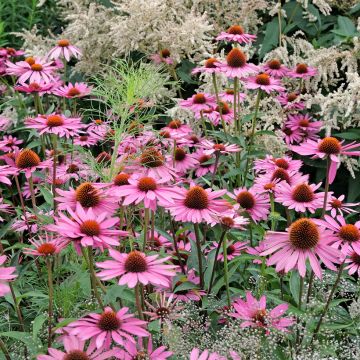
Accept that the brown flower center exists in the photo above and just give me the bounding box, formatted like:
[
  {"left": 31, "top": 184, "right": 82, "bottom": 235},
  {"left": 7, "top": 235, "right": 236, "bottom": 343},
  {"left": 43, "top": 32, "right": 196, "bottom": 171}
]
[
  {"left": 64, "top": 350, "right": 90, "bottom": 360},
  {"left": 287, "top": 92, "right": 298, "bottom": 102},
  {"left": 175, "top": 148, "right": 186, "bottom": 161},
  {"left": 227, "top": 25, "right": 244, "bottom": 35},
  {"left": 338, "top": 224, "right": 360, "bottom": 243},
  {"left": 318, "top": 137, "right": 341, "bottom": 155},
  {"left": 160, "top": 49, "right": 171, "bottom": 58},
  {"left": 79, "top": 135, "right": 88, "bottom": 142},
  {"left": 114, "top": 173, "right": 130, "bottom": 186},
  {"left": 140, "top": 148, "right": 164, "bottom": 168},
  {"left": 25, "top": 57, "right": 35, "bottom": 65},
  {"left": 29, "top": 82, "right": 41, "bottom": 90},
  {"left": 253, "top": 309, "right": 267, "bottom": 325},
  {"left": 296, "top": 63, "right": 308, "bottom": 74},
  {"left": 193, "top": 93, "right": 206, "bottom": 104},
  {"left": 267, "top": 59, "right": 281, "bottom": 70},
  {"left": 67, "top": 164, "right": 79, "bottom": 173},
  {"left": 80, "top": 220, "right": 100, "bottom": 236},
  {"left": 283, "top": 128, "right": 292, "bottom": 136},
  {"left": 133, "top": 352, "right": 147, "bottom": 360},
  {"left": 75, "top": 182, "right": 100, "bottom": 208},
  {"left": 46, "top": 115, "right": 64, "bottom": 127},
  {"left": 190, "top": 135, "right": 199, "bottom": 144},
  {"left": 205, "top": 58, "right": 217, "bottom": 68},
  {"left": 271, "top": 168, "right": 290, "bottom": 183},
  {"left": 215, "top": 102, "right": 230, "bottom": 115},
  {"left": 330, "top": 199, "right": 342, "bottom": 209},
  {"left": 199, "top": 155, "right": 211, "bottom": 167},
  {"left": 236, "top": 191, "right": 255, "bottom": 210},
  {"left": 184, "top": 186, "right": 209, "bottom": 210},
  {"left": 67, "top": 87, "right": 81, "bottom": 97},
  {"left": 37, "top": 243, "right": 56, "bottom": 256},
  {"left": 298, "top": 118, "right": 309, "bottom": 127},
  {"left": 137, "top": 177, "right": 157, "bottom": 192},
  {"left": 168, "top": 119, "right": 182, "bottom": 129},
  {"left": 226, "top": 48, "right": 246, "bottom": 68},
  {"left": 96, "top": 152, "right": 111, "bottom": 164},
  {"left": 289, "top": 218, "right": 319, "bottom": 249},
  {"left": 31, "top": 63, "right": 43, "bottom": 72},
  {"left": 227, "top": 244, "right": 236, "bottom": 255},
  {"left": 159, "top": 130, "right": 170, "bottom": 138},
  {"left": 58, "top": 39, "right": 70, "bottom": 47},
  {"left": 124, "top": 251, "right": 148, "bottom": 273},
  {"left": 255, "top": 73, "right": 270, "bottom": 86},
  {"left": 213, "top": 144, "right": 226, "bottom": 152},
  {"left": 350, "top": 252, "right": 360, "bottom": 265},
  {"left": 156, "top": 306, "right": 170, "bottom": 319},
  {"left": 15, "top": 149, "right": 40, "bottom": 169},
  {"left": 98, "top": 311, "right": 120, "bottom": 331},
  {"left": 264, "top": 183, "right": 275, "bottom": 191},
  {"left": 291, "top": 183, "right": 314, "bottom": 202},
  {"left": 225, "top": 89, "right": 234, "bottom": 95},
  {"left": 275, "top": 158, "right": 289, "bottom": 170},
  {"left": 221, "top": 217, "right": 235, "bottom": 228}
]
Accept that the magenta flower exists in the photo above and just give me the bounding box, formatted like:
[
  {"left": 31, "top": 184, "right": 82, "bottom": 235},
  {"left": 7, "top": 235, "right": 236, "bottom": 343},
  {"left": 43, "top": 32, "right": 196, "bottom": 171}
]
[
  {"left": 73, "top": 133, "right": 99, "bottom": 147},
  {"left": 0, "top": 255, "right": 17, "bottom": 296},
  {"left": 0, "top": 198, "right": 13, "bottom": 222},
  {"left": 24, "top": 234, "right": 68, "bottom": 257},
  {"left": 202, "top": 102, "right": 234, "bottom": 125},
  {"left": 254, "top": 155, "right": 303, "bottom": 174},
  {"left": 25, "top": 113, "right": 83, "bottom": 138},
  {"left": 68, "top": 307, "right": 148, "bottom": 349},
  {"left": 15, "top": 78, "right": 62, "bottom": 96},
  {"left": 0, "top": 135, "right": 23, "bottom": 152},
  {"left": 216, "top": 48, "right": 258, "bottom": 78},
  {"left": 179, "top": 93, "right": 216, "bottom": 114},
  {"left": 0, "top": 47, "right": 24, "bottom": 58},
  {"left": 261, "top": 218, "right": 340, "bottom": 278},
  {"left": 166, "top": 147, "right": 199, "bottom": 174},
  {"left": 37, "top": 335, "right": 119, "bottom": 360},
  {"left": 190, "top": 348, "right": 226, "bottom": 360},
  {"left": 327, "top": 195, "right": 359, "bottom": 217},
  {"left": 286, "top": 113, "right": 322, "bottom": 133},
  {"left": 164, "top": 185, "right": 231, "bottom": 225},
  {"left": 212, "top": 212, "right": 249, "bottom": 230},
  {"left": 161, "top": 119, "right": 192, "bottom": 138},
  {"left": 276, "top": 92, "right": 305, "bottom": 110},
  {"left": 194, "top": 150, "right": 216, "bottom": 177},
  {"left": 244, "top": 73, "right": 285, "bottom": 94},
  {"left": 201, "top": 140, "right": 240, "bottom": 156},
  {"left": 48, "top": 39, "right": 82, "bottom": 61},
  {"left": 0, "top": 165, "right": 17, "bottom": 185},
  {"left": 96, "top": 249, "right": 177, "bottom": 288},
  {"left": 288, "top": 63, "right": 317, "bottom": 78},
  {"left": 216, "top": 25, "right": 257, "bottom": 44},
  {"left": 52, "top": 82, "right": 92, "bottom": 98},
  {"left": 230, "top": 292, "right": 295, "bottom": 332},
  {"left": 281, "top": 126, "right": 303, "bottom": 145},
  {"left": 291, "top": 137, "right": 360, "bottom": 183},
  {"left": 262, "top": 59, "right": 289, "bottom": 78},
  {"left": 13, "top": 148, "right": 45, "bottom": 179},
  {"left": 344, "top": 247, "right": 360, "bottom": 277},
  {"left": 191, "top": 57, "right": 221, "bottom": 75}
]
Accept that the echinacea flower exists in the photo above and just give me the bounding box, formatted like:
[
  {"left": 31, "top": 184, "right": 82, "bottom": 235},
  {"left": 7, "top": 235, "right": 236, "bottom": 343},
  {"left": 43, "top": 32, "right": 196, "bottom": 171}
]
[
  {"left": 344, "top": 247, "right": 360, "bottom": 277},
  {"left": 14, "top": 148, "right": 44, "bottom": 179},
  {"left": 210, "top": 240, "right": 247, "bottom": 261},
  {"left": 161, "top": 119, "right": 192, "bottom": 138},
  {"left": 25, "top": 113, "right": 83, "bottom": 138},
  {"left": 47, "top": 39, "right": 82, "bottom": 61},
  {"left": 73, "top": 133, "right": 99, "bottom": 147},
  {"left": 15, "top": 79, "right": 61, "bottom": 96},
  {"left": 291, "top": 137, "right": 360, "bottom": 184},
  {"left": 327, "top": 195, "right": 359, "bottom": 217},
  {"left": 0, "top": 165, "right": 17, "bottom": 185},
  {"left": 179, "top": 93, "right": 216, "bottom": 114},
  {"left": 164, "top": 185, "right": 231, "bottom": 225},
  {"left": 244, "top": 73, "right": 285, "bottom": 94},
  {"left": 0, "top": 47, "right": 24, "bottom": 58},
  {"left": 254, "top": 155, "right": 303, "bottom": 174},
  {"left": 276, "top": 92, "right": 305, "bottom": 110},
  {"left": 274, "top": 181, "right": 325, "bottom": 213},
  {"left": 191, "top": 58, "right": 220, "bottom": 75},
  {"left": 216, "top": 25, "right": 256, "bottom": 44},
  {"left": 150, "top": 49, "right": 174, "bottom": 65},
  {"left": 219, "top": 89, "right": 246, "bottom": 104},
  {"left": 216, "top": 48, "right": 258, "bottom": 78},
  {"left": 146, "top": 230, "right": 172, "bottom": 251},
  {"left": 230, "top": 292, "right": 294, "bottom": 332},
  {"left": 190, "top": 348, "right": 226, "bottom": 360},
  {"left": 0, "top": 255, "right": 17, "bottom": 296},
  {"left": 288, "top": 63, "right": 317, "bottom": 78},
  {"left": 194, "top": 150, "right": 215, "bottom": 177},
  {"left": 52, "top": 82, "right": 92, "bottom": 98},
  {"left": 286, "top": 113, "right": 322, "bottom": 134},
  {"left": 170, "top": 271, "right": 206, "bottom": 302},
  {"left": 167, "top": 147, "right": 198, "bottom": 174},
  {"left": 281, "top": 126, "right": 303, "bottom": 145},
  {"left": 37, "top": 335, "right": 119, "bottom": 360},
  {"left": 202, "top": 102, "right": 234, "bottom": 125},
  {"left": 262, "top": 59, "right": 289, "bottom": 78},
  {"left": 96, "top": 249, "right": 177, "bottom": 288},
  {"left": 0, "top": 198, "right": 13, "bottom": 222},
  {"left": 201, "top": 140, "right": 241, "bottom": 155},
  {"left": 261, "top": 218, "right": 341, "bottom": 278},
  {"left": 24, "top": 234, "right": 68, "bottom": 257},
  {"left": 67, "top": 307, "right": 148, "bottom": 349},
  {"left": 212, "top": 212, "right": 249, "bottom": 230},
  {"left": 0, "top": 135, "right": 23, "bottom": 152}
]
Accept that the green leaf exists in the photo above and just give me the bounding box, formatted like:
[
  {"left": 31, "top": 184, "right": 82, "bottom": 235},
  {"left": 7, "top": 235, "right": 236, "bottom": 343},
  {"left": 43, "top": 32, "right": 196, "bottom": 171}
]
[
  {"left": 337, "top": 16, "right": 356, "bottom": 36},
  {"left": 260, "top": 18, "right": 279, "bottom": 59},
  {"left": 32, "top": 314, "right": 47, "bottom": 340},
  {"left": 255, "top": 130, "right": 277, "bottom": 137},
  {"left": 39, "top": 186, "right": 53, "bottom": 205},
  {"left": 335, "top": 132, "right": 360, "bottom": 140},
  {"left": 103, "top": 284, "right": 134, "bottom": 303},
  {"left": 290, "top": 271, "right": 300, "bottom": 305},
  {"left": 174, "top": 281, "right": 198, "bottom": 293},
  {"left": 0, "top": 331, "right": 43, "bottom": 355}
]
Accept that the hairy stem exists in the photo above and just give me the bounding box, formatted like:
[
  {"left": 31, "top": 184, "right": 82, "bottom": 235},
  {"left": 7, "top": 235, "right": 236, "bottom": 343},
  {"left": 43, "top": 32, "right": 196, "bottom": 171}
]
[
  {"left": 194, "top": 223, "right": 204, "bottom": 289},
  {"left": 46, "top": 258, "right": 54, "bottom": 347},
  {"left": 222, "top": 234, "right": 231, "bottom": 307}
]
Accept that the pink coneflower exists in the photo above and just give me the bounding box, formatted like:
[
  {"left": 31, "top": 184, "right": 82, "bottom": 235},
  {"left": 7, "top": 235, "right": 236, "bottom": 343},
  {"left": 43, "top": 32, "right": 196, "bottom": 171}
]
[
  {"left": 190, "top": 348, "right": 226, "bottom": 360},
  {"left": 210, "top": 240, "right": 247, "bottom": 261},
  {"left": 0, "top": 135, "right": 23, "bottom": 152},
  {"left": 0, "top": 47, "right": 24, "bottom": 58},
  {"left": 291, "top": 137, "right": 360, "bottom": 184},
  {"left": 6, "top": 57, "right": 56, "bottom": 84},
  {"left": 73, "top": 133, "right": 99, "bottom": 147},
  {"left": 344, "top": 247, "right": 360, "bottom": 277},
  {"left": 230, "top": 292, "right": 295, "bottom": 332},
  {"left": 194, "top": 150, "right": 216, "bottom": 177},
  {"left": 52, "top": 82, "right": 92, "bottom": 98},
  {"left": 257, "top": 167, "right": 308, "bottom": 187},
  {"left": 146, "top": 230, "right": 172, "bottom": 251},
  {"left": 313, "top": 215, "right": 360, "bottom": 254},
  {"left": 244, "top": 73, "right": 285, "bottom": 94},
  {"left": 281, "top": 126, "right": 303, "bottom": 145},
  {"left": 56, "top": 161, "right": 93, "bottom": 182},
  {"left": 262, "top": 59, "right": 289, "bottom": 78},
  {"left": 167, "top": 147, "right": 198, "bottom": 174},
  {"left": 254, "top": 155, "right": 303, "bottom": 174},
  {"left": 201, "top": 140, "right": 241, "bottom": 156},
  {"left": 37, "top": 335, "right": 119, "bottom": 360},
  {"left": 286, "top": 113, "right": 322, "bottom": 133},
  {"left": 114, "top": 176, "right": 179, "bottom": 211},
  {"left": 0, "top": 116, "right": 11, "bottom": 131},
  {"left": 219, "top": 89, "right": 246, "bottom": 103},
  {"left": 202, "top": 102, "right": 234, "bottom": 125},
  {"left": 288, "top": 63, "right": 317, "bottom": 78},
  {"left": 162, "top": 119, "right": 192, "bottom": 138},
  {"left": 68, "top": 307, "right": 148, "bottom": 349},
  {"left": 179, "top": 93, "right": 216, "bottom": 114},
  {"left": 48, "top": 39, "right": 82, "bottom": 61},
  {"left": 12, "top": 211, "right": 49, "bottom": 234},
  {"left": 275, "top": 181, "right": 324, "bottom": 213},
  {"left": 169, "top": 270, "right": 206, "bottom": 302},
  {"left": 276, "top": 91, "right": 305, "bottom": 110},
  {"left": 0, "top": 165, "right": 16, "bottom": 185},
  {"left": 216, "top": 25, "right": 256, "bottom": 44},
  {"left": 0, "top": 198, "right": 13, "bottom": 222},
  {"left": 191, "top": 57, "right": 221, "bottom": 75},
  {"left": 150, "top": 49, "right": 174, "bottom": 65},
  {"left": 14, "top": 148, "right": 45, "bottom": 179},
  {"left": 247, "top": 242, "right": 267, "bottom": 264},
  {"left": 96, "top": 249, "right": 177, "bottom": 288},
  {"left": 216, "top": 48, "right": 258, "bottom": 78},
  {"left": 0, "top": 255, "right": 17, "bottom": 296},
  {"left": 25, "top": 113, "right": 83, "bottom": 138},
  {"left": 50, "top": 204, "right": 127, "bottom": 251},
  {"left": 24, "top": 234, "right": 67, "bottom": 257},
  {"left": 164, "top": 185, "right": 231, "bottom": 225},
  {"left": 261, "top": 218, "right": 341, "bottom": 278},
  {"left": 55, "top": 182, "right": 119, "bottom": 215},
  {"left": 327, "top": 195, "right": 359, "bottom": 217},
  {"left": 86, "top": 119, "right": 110, "bottom": 139},
  {"left": 231, "top": 187, "right": 270, "bottom": 223},
  {"left": 212, "top": 212, "right": 249, "bottom": 230},
  {"left": 15, "top": 78, "right": 62, "bottom": 95}
]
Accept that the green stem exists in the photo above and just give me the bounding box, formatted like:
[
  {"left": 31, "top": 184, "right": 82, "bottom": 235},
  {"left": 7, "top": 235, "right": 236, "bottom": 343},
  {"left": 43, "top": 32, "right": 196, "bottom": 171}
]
[
  {"left": 277, "top": 0, "right": 282, "bottom": 46},
  {"left": 222, "top": 234, "right": 231, "bottom": 307},
  {"left": 306, "top": 271, "right": 315, "bottom": 304},
  {"left": 28, "top": 175, "right": 37, "bottom": 214},
  {"left": 9, "top": 283, "right": 25, "bottom": 332},
  {"left": 52, "top": 135, "right": 58, "bottom": 211},
  {"left": 87, "top": 247, "right": 104, "bottom": 310},
  {"left": 168, "top": 211, "right": 186, "bottom": 274},
  {"left": 321, "top": 157, "right": 330, "bottom": 218},
  {"left": 212, "top": 73, "right": 227, "bottom": 136},
  {"left": 193, "top": 223, "right": 204, "bottom": 289},
  {"left": 142, "top": 208, "right": 150, "bottom": 252},
  {"left": 135, "top": 284, "right": 144, "bottom": 320},
  {"left": 270, "top": 192, "right": 276, "bottom": 231},
  {"left": 46, "top": 258, "right": 54, "bottom": 347},
  {"left": 210, "top": 152, "right": 220, "bottom": 188},
  {"left": 0, "top": 338, "right": 11, "bottom": 360}
]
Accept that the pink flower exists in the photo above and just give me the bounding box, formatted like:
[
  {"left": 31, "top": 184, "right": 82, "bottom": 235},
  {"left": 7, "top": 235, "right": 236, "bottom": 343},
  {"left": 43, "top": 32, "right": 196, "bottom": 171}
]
[
  {"left": 146, "top": 230, "right": 172, "bottom": 251},
  {"left": 120, "top": 337, "right": 173, "bottom": 359},
  {"left": 230, "top": 291, "right": 295, "bottom": 332},
  {"left": 210, "top": 240, "right": 247, "bottom": 261},
  {"left": 15, "top": 79, "right": 62, "bottom": 95},
  {"left": 247, "top": 242, "right": 267, "bottom": 264},
  {"left": 231, "top": 187, "right": 270, "bottom": 223},
  {"left": 0, "top": 198, "right": 13, "bottom": 222},
  {"left": 276, "top": 92, "right": 305, "bottom": 110},
  {"left": 261, "top": 218, "right": 341, "bottom": 278},
  {"left": 179, "top": 93, "right": 216, "bottom": 114},
  {"left": 167, "top": 147, "right": 199, "bottom": 174},
  {"left": 73, "top": 133, "right": 99, "bottom": 147},
  {"left": 24, "top": 234, "right": 68, "bottom": 257},
  {"left": 0, "top": 47, "right": 24, "bottom": 58},
  {"left": 344, "top": 248, "right": 360, "bottom": 277},
  {"left": 49, "top": 204, "right": 127, "bottom": 251},
  {"left": 274, "top": 181, "right": 325, "bottom": 214},
  {"left": 169, "top": 270, "right": 206, "bottom": 302},
  {"left": 0, "top": 135, "right": 23, "bottom": 152},
  {"left": 37, "top": 335, "right": 119, "bottom": 360},
  {"left": 256, "top": 168, "right": 309, "bottom": 188},
  {"left": 52, "top": 82, "right": 92, "bottom": 98},
  {"left": 291, "top": 137, "right": 360, "bottom": 184},
  {"left": 262, "top": 59, "right": 289, "bottom": 78},
  {"left": 190, "top": 348, "right": 226, "bottom": 360},
  {"left": 201, "top": 103, "right": 234, "bottom": 126},
  {"left": 161, "top": 120, "right": 192, "bottom": 138},
  {"left": 0, "top": 165, "right": 17, "bottom": 185},
  {"left": 25, "top": 113, "right": 83, "bottom": 138},
  {"left": 164, "top": 185, "right": 232, "bottom": 225},
  {"left": 96, "top": 249, "right": 177, "bottom": 288},
  {"left": 13, "top": 148, "right": 45, "bottom": 179},
  {"left": 244, "top": 73, "right": 285, "bottom": 94},
  {"left": 67, "top": 307, "right": 148, "bottom": 349},
  {"left": 0, "top": 255, "right": 17, "bottom": 296},
  {"left": 0, "top": 116, "right": 11, "bottom": 131},
  {"left": 216, "top": 48, "right": 258, "bottom": 78},
  {"left": 281, "top": 126, "right": 303, "bottom": 145},
  {"left": 219, "top": 89, "right": 246, "bottom": 103},
  {"left": 212, "top": 212, "right": 249, "bottom": 230},
  {"left": 286, "top": 113, "right": 322, "bottom": 133},
  {"left": 327, "top": 195, "right": 359, "bottom": 217},
  {"left": 216, "top": 25, "right": 256, "bottom": 44},
  {"left": 48, "top": 39, "right": 82, "bottom": 61},
  {"left": 288, "top": 63, "right": 317, "bottom": 78},
  {"left": 150, "top": 49, "right": 174, "bottom": 65},
  {"left": 194, "top": 150, "right": 216, "bottom": 177},
  {"left": 254, "top": 155, "right": 302, "bottom": 174},
  {"left": 201, "top": 140, "right": 241, "bottom": 155},
  {"left": 192, "top": 58, "right": 221, "bottom": 75}
]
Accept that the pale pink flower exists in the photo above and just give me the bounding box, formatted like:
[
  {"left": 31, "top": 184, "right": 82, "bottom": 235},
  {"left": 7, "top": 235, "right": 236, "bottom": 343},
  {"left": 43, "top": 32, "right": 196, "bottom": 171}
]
[
  {"left": 24, "top": 234, "right": 68, "bottom": 257},
  {"left": 0, "top": 116, "right": 11, "bottom": 131},
  {"left": 230, "top": 292, "right": 295, "bottom": 332},
  {"left": 344, "top": 248, "right": 360, "bottom": 277},
  {"left": 244, "top": 73, "right": 285, "bottom": 94},
  {"left": 276, "top": 92, "right": 305, "bottom": 110},
  {"left": 262, "top": 59, "right": 289, "bottom": 78},
  {"left": 288, "top": 63, "right": 317, "bottom": 78},
  {"left": 219, "top": 89, "right": 246, "bottom": 103},
  {"left": 247, "top": 242, "right": 267, "bottom": 264},
  {"left": 254, "top": 155, "right": 303, "bottom": 174},
  {"left": 212, "top": 212, "right": 249, "bottom": 230},
  {"left": 201, "top": 140, "right": 240, "bottom": 155},
  {"left": 216, "top": 25, "right": 256, "bottom": 44},
  {"left": 190, "top": 348, "right": 226, "bottom": 360},
  {"left": 179, "top": 93, "right": 216, "bottom": 113},
  {"left": 52, "top": 82, "right": 92, "bottom": 98},
  {"left": 0, "top": 198, "right": 13, "bottom": 222},
  {"left": 0, "top": 135, "right": 23, "bottom": 152},
  {"left": 67, "top": 307, "right": 148, "bottom": 349},
  {"left": 210, "top": 240, "right": 247, "bottom": 261},
  {"left": 261, "top": 218, "right": 341, "bottom": 278},
  {"left": 192, "top": 58, "right": 221, "bottom": 74},
  {"left": 150, "top": 49, "right": 174, "bottom": 65},
  {"left": 327, "top": 195, "right": 359, "bottom": 217},
  {"left": 96, "top": 249, "right": 177, "bottom": 288},
  {"left": 0, "top": 255, "right": 17, "bottom": 296},
  {"left": 48, "top": 39, "right": 82, "bottom": 61},
  {"left": 194, "top": 150, "right": 216, "bottom": 177},
  {"left": 0, "top": 165, "right": 17, "bottom": 185},
  {"left": 286, "top": 113, "right": 322, "bottom": 133}
]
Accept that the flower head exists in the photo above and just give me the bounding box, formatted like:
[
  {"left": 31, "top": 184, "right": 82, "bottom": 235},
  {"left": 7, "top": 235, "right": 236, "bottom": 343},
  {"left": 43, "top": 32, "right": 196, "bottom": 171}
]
[
  {"left": 288, "top": 63, "right": 317, "bottom": 78},
  {"left": 24, "top": 234, "right": 68, "bottom": 257},
  {"left": 216, "top": 25, "right": 257, "bottom": 44},
  {"left": 48, "top": 39, "right": 82, "bottom": 61},
  {"left": 192, "top": 57, "right": 221, "bottom": 75},
  {"left": 0, "top": 255, "right": 17, "bottom": 296},
  {"left": 244, "top": 73, "right": 285, "bottom": 94},
  {"left": 52, "top": 82, "right": 92, "bottom": 98},
  {"left": 262, "top": 59, "right": 289, "bottom": 78}
]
